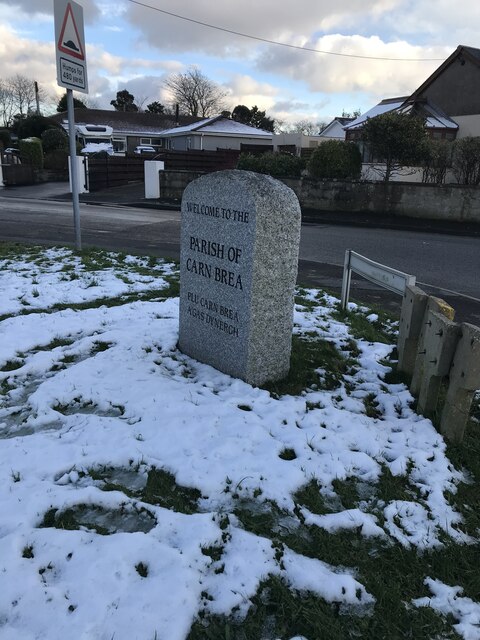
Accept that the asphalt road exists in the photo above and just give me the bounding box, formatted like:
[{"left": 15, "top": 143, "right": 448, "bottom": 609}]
[{"left": 1, "top": 185, "right": 479, "bottom": 324}]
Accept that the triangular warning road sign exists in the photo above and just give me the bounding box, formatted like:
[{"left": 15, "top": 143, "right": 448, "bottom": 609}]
[{"left": 57, "top": 2, "right": 85, "bottom": 60}]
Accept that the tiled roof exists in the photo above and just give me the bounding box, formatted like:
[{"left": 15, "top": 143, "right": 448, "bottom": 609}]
[
  {"left": 344, "top": 96, "right": 458, "bottom": 132},
  {"left": 50, "top": 109, "right": 201, "bottom": 135},
  {"left": 344, "top": 98, "right": 408, "bottom": 130},
  {"left": 159, "top": 116, "right": 272, "bottom": 137}
]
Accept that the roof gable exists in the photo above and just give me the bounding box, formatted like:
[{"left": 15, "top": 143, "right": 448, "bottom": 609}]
[{"left": 410, "top": 45, "right": 480, "bottom": 100}]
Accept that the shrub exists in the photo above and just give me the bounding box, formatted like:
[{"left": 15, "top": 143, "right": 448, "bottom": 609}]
[
  {"left": 0, "top": 129, "right": 11, "bottom": 149},
  {"left": 451, "top": 136, "right": 480, "bottom": 185},
  {"left": 307, "top": 140, "right": 362, "bottom": 180},
  {"left": 44, "top": 148, "right": 69, "bottom": 171},
  {"left": 15, "top": 115, "right": 59, "bottom": 140},
  {"left": 421, "top": 139, "right": 453, "bottom": 184},
  {"left": 237, "top": 152, "right": 305, "bottom": 178},
  {"left": 18, "top": 137, "right": 44, "bottom": 170},
  {"left": 41, "top": 128, "right": 68, "bottom": 153}
]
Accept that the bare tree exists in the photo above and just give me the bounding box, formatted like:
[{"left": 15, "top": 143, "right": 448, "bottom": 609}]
[
  {"left": 276, "top": 118, "right": 327, "bottom": 135},
  {"left": 290, "top": 119, "right": 326, "bottom": 135},
  {"left": 0, "top": 75, "right": 48, "bottom": 125},
  {"left": 0, "top": 79, "right": 15, "bottom": 127},
  {"left": 7, "top": 74, "right": 38, "bottom": 116},
  {"left": 163, "top": 67, "right": 227, "bottom": 117}
]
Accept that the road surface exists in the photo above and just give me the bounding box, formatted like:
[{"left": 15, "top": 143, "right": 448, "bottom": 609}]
[{"left": 0, "top": 190, "right": 479, "bottom": 323}]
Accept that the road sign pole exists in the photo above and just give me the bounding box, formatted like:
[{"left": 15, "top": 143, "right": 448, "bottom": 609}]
[{"left": 67, "top": 89, "right": 81, "bottom": 251}]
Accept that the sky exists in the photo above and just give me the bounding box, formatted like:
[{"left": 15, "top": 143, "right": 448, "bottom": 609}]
[
  {"left": 0, "top": 0, "right": 479, "bottom": 127},
  {"left": 0, "top": 245, "right": 478, "bottom": 639}
]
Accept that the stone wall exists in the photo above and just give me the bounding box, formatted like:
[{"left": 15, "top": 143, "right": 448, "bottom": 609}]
[
  {"left": 160, "top": 170, "right": 204, "bottom": 200},
  {"left": 159, "top": 170, "right": 480, "bottom": 223},
  {"left": 282, "top": 178, "right": 480, "bottom": 223}
]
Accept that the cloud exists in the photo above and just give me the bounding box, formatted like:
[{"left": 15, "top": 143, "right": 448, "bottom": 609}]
[
  {"left": 124, "top": 0, "right": 393, "bottom": 56},
  {"left": 0, "top": 24, "right": 58, "bottom": 93},
  {"left": 256, "top": 35, "right": 451, "bottom": 101},
  {"left": 0, "top": 0, "right": 100, "bottom": 22}
]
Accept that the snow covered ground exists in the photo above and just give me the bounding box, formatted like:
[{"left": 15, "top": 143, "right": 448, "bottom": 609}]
[{"left": 0, "top": 246, "right": 478, "bottom": 640}]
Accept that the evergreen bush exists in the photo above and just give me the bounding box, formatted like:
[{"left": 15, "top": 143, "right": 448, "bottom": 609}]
[
  {"left": 307, "top": 140, "right": 362, "bottom": 180},
  {"left": 41, "top": 128, "right": 68, "bottom": 153},
  {"left": 19, "top": 137, "right": 44, "bottom": 170},
  {"left": 237, "top": 152, "right": 305, "bottom": 178},
  {"left": 44, "top": 148, "right": 69, "bottom": 171}
]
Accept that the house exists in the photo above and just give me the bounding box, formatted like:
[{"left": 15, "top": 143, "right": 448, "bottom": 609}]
[
  {"left": 409, "top": 45, "right": 480, "bottom": 139},
  {"left": 344, "top": 96, "right": 459, "bottom": 154},
  {"left": 318, "top": 116, "right": 354, "bottom": 140},
  {"left": 158, "top": 116, "right": 273, "bottom": 152},
  {"left": 271, "top": 118, "right": 354, "bottom": 155},
  {"left": 51, "top": 109, "right": 201, "bottom": 155},
  {"left": 51, "top": 110, "right": 273, "bottom": 155},
  {"left": 344, "top": 45, "right": 480, "bottom": 144},
  {"left": 272, "top": 132, "right": 325, "bottom": 156},
  {"left": 341, "top": 45, "right": 480, "bottom": 180}
]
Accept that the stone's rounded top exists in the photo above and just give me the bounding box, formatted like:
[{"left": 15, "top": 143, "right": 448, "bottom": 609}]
[{"left": 182, "top": 169, "right": 301, "bottom": 217}]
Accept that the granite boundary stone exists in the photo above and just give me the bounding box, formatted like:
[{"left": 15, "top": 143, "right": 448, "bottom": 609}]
[{"left": 178, "top": 170, "right": 301, "bottom": 386}]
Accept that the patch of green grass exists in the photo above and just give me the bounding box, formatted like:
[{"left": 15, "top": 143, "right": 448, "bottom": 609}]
[
  {"left": 39, "top": 503, "right": 155, "bottom": 535},
  {"left": 363, "top": 392, "right": 383, "bottom": 419},
  {"left": 332, "top": 305, "right": 395, "bottom": 345},
  {"left": 162, "top": 274, "right": 180, "bottom": 298},
  {"left": 90, "top": 341, "right": 112, "bottom": 355},
  {"left": 382, "top": 361, "right": 411, "bottom": 386},
  {"left": 332, "top": 477, "right": 360, "bottom": 510},
  {"left": 0, "top": 379, "right": 15, "bottom": 395},
  {"left": 444, "top": 418, "right": 480, "bottom": 539},
  {"left": 293, "top": 479, "right": 331, "bottom": 516},
  {"left": 201, "top": 545, "right": 224, "bottom": 562},
  {"left": 142, "top": 467, "right": 201, "bottom": 514},
  {"left": 33, "top": 337, "right": 74, "bottom": 352},
  {"left": 278, "top": 448, "right": 297, "bottom": 461},
  {"left": 135, "top": 562, "right": 149, "bottom": 578},
  {"left": 0, "top": 359, "right": 24, "bottom": 372},
  {"left": 0, "top": 242, "right": 44, "bottom": 260},
  {"left": 79, "top": 248, "right": 119, "bottom": 272},
  {"left": 84, "top": 467, "right": 201, "bottom": 514},
  {"left": 22, "top": 545, "right": 34, "bottom": 559},
  {"left": 188, "top": 570, "right": 460, "bottom": 640},
  {"left": 262, "top": 335, "right": 353, "bottom": 397},
  {"left": 295, "top": 293, "right": 317, "bottom": 311}
]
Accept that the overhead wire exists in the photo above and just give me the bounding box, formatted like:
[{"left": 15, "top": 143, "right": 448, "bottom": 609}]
[{"left": 126, "top": 0, "right": 444, "bottom": 62}]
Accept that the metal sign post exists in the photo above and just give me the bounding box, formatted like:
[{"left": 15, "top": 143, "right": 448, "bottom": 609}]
[
  {"left": 66, "top": 90, "right": 81, "bottom": 250},
  {"left": 54, "top": 0, "right": 88, "bottom": 251}
]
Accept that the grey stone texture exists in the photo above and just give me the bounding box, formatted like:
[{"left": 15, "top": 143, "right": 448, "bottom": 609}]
[
  {"left": 416, "top": 310, "right": 460, "bottom": 416},
  {"left": 410, "top": 296, "right": 455, "bottom": 396},
  {"left": 397, "top": 284, "right": 428, "bottom": 376},
  {"left": 178, "top": 170, "right": 301, "bottom": 386},
  {"left": 441, "top": 323, "right": 480, "bottom": 443}
]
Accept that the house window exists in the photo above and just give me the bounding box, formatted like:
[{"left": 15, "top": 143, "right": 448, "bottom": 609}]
[{"left": 112, "top": 137, "right": 126, "bottom": 154}]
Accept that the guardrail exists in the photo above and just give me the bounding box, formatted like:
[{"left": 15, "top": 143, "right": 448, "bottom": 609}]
[
  {"left": 341, "top": 250, "right": 479, "bottom": 443},
  {"left": 341, "top": 249, "right": 416, "bottom": 309}
]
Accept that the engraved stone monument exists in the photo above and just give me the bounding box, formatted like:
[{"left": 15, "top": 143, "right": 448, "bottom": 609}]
[{"left": 178, "top": 170, "right": 301, "bottom": 386}]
